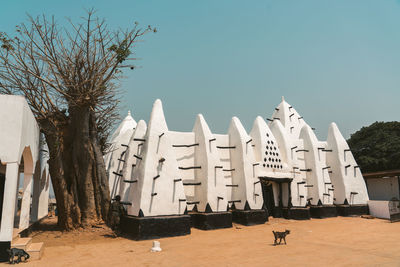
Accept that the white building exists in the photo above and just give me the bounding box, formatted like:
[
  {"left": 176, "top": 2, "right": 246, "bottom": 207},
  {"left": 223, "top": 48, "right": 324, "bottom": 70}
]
[
  {"left": 364, "top": 170, "right": 400, "bottom": 201},
  {"left": 363, "top": 170, "right": 400, "bottom": 221},
  {"left": 107, "top": 97, "right": 369, "bottom": 234},
  {"left": 104, "top": 111, "right": 137, "bottom": 199},
  {"left": 0, "top": 95, "right": 50, "bottom": 261}
]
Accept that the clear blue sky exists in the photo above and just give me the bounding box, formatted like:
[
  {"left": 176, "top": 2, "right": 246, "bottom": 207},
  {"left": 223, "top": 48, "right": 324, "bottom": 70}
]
[{"left": 1, "top": 0, "right": 399, "bottom": 139}]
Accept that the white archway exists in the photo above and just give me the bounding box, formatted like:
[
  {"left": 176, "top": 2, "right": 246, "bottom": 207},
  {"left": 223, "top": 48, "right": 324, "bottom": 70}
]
[{"left": 17, "top": 147, "right": 34, "bottom": 230}]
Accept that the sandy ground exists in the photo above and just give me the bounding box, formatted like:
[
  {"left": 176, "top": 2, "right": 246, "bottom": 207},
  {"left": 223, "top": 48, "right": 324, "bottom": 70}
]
[{"left": 5, "top": 216, "right": 400, "bottom": 266}]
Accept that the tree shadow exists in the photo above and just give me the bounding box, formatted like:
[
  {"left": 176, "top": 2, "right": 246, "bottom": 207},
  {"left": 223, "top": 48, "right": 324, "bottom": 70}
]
[
  {"left": 102, "top": 233, "right": 118, "bottom": 238},
  {"left": 31, "top": 217, "right": 63, "bottom": 232}
]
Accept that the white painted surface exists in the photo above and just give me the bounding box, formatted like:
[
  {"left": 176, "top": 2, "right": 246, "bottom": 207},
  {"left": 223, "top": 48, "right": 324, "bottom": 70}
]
[
  {"left": 151, "top": 241, "right": 162, "bottom": 252},
  {"left": 368, "top": 200, "right": 390, "bottom": 219},
  {"left": 0, "top": 163, "right": 19, "bottom": 241},
  {"left": 215, "top": 134, "right": 233, "bottom": 203},
  {"left": 0, "top": 95, "right": 44, "bottom": 242},
  {"left": 170, "top": 131, "right": 196, "bottom": 203},
  {"left": 192, "top": 114, "right": 227, "bottom": 212},
  {"left": 19, "top": 171, "right": 33, "bottom": 230},
  {"left": 228, "top": 117, "right": 263, "bottom": 210},
  {"left": 119, "top": 120, "right": 147, "bottom": 202},
  {"left": 270, "top": 98, "right": 310, "bottom": 207},
  {"left": 269, "top": 97, "right": 307, "bottom": 139},
  {"left": 31, "top": 134, "right": 51, "bottom": 222},
  {"left": 366, "top": 177, "right": 400, "bottom": 201},
  {"left": 250, "top": 117, "right": 286, "bottom": 177},
  {"left": 129, "top": 100, "right": 186, "bottom": 216},
  {"left": 108, "top": 128, "right": 135, "bottom": 199},
  {"left": 269, "top": 120, "right": 308, "bottom": 207},
  {"left": 110, "top": 111, "right": 137, "bottom": 142},
  {"left": 0, "top": 95, "right": 39, "bottom": 166},
  {"left": 326, "top": 123, "right": 369, "bottom": 205},
  {"left": 104, "top": 111, "right": 137, "bottom": 174},
  {"left": 112, "top": 97, "right": 370, "bottom": 217},
  {"left": 300, "top": 125, "right": 334, "bottom": 205},
  {"left": 37, "top": 143, "right": 51, "bottom": 221}
]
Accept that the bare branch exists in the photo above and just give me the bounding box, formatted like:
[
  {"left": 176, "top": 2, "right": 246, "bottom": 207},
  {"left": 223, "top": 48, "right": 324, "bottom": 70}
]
[{"left": 0, "top": 10, "right": 154, "bottom": 145}]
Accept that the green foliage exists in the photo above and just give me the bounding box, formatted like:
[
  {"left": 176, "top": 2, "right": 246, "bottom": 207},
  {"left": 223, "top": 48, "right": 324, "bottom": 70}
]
[
  {"left": 0, "top": 32, "right": 14, "bottom": 51},
  {"left": 108, "top": 40, "right": 131, "bottom": 63},
  {"left": 347, "top": 121, "right": 400, "bottom": 172}
]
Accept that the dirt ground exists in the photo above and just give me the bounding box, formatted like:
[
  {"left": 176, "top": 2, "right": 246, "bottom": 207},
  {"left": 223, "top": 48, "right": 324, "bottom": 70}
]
[{"left": 5, "top": 216, "right": 400, "bottom": 266}]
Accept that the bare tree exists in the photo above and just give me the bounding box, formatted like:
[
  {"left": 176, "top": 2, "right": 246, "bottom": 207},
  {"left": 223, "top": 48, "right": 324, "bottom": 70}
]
[{"left": 0, "top": 10, "right": 155, "bottom": 230}]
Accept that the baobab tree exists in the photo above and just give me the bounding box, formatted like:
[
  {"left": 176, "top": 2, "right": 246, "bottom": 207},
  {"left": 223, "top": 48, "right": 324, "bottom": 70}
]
[{"left": 0, "top": 10, "right": 155, "bottom": 230}]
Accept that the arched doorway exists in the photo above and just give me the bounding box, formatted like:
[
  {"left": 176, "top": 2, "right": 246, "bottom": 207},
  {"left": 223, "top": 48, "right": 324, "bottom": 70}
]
[{"left": 9, "top": 147, "right": 35, "bottom": 231}]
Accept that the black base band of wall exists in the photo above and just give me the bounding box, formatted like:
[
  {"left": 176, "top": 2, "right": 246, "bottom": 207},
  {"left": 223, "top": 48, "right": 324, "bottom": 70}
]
[
  {"left": 309, "top": 205, "right": 338, "bottom": 218},
  {"left": 189, "top": 212, "right": 232, "bottom": 230},
  {"left": 335, "top": 204, "right": 369, "bottom": 216},
  {"left": 282, "top": 207, "right": 311, "bottom": 220},
  {"left": 0, "top": 241, "right": 10, "bottom": 262},
  {"left": 232, "top": 209, "right": 268, "bottom": 226},
  {"left": 120, "top": 215, "right": 191, "bottom": 240},
  {"left": 390, "top": 213, "right": 400, "bottom": 222},
  {"left": 272, "top": 207, "right": 283, "bottom": 218}
]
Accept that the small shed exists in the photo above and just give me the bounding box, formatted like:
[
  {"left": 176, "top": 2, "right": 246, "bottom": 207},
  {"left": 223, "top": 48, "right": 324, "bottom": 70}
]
[
  {"left": 363, "top": 170, "right": 400, "bottom": 221},
  {"left": 363, "top": 170, "right": 400, "bottom": 201}
]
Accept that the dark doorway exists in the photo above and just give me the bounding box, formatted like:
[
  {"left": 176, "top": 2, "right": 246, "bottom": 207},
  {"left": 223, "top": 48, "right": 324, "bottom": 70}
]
[
  {"left": 261, "top": 182, "right": 275, "bottom": 217},
  {"left": 0, "top": 173, "right": 5, "bottom": 223}
]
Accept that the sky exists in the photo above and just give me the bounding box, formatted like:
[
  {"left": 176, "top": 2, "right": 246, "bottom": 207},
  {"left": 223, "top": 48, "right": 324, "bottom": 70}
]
[{"left": 1, "top": 0, "right": 399, "bottom": 139}]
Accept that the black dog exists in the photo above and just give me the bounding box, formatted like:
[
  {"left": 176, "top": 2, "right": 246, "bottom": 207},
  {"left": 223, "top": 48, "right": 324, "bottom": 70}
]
[
  {"left": 7, "top": 248, "right": 30, "bottom": 264},
  {"left": 272, "top": 229, "right": 290, "bottom": 245}
]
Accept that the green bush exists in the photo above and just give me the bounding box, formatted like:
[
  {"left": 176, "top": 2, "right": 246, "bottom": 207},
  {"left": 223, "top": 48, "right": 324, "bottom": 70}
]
[{"left": 347, "top": 121, "right": 400, "bottom": 173}]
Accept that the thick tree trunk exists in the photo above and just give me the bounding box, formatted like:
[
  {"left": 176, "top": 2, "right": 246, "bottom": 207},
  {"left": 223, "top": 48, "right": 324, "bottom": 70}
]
[
  {"left": 68, "top": 106, "right": 97, "bottom": 226},
  {"left": 89, "top": 110, "right": 111, "bottom": 221},
  {"left": 42, "top": 107, "right": 110, "bottom": 230},
  {"left": 45, "top": 131, "right": 80, "bottom": 230}
]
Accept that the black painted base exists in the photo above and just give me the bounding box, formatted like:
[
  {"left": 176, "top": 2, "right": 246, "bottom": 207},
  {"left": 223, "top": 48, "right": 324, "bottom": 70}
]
[
  {"left": 189, "top": 212, "right": 232, "bottom": 230},
  {"left": 272, "top": 207, "right": 283, "bottom": 218},
  {"left": 232, "top": 209, "right": 268, "bottom": 226},
  {"left": 283, "top": 207, "right": 311, "bottom": 220},
  {"left": 309, "top": 205, "right": 338, "bottom": 218},
  {"left": 0, "top": 241, "right": 10, "bottom": 262},
  {"left": 390, "top": 213, "right": 400, "bottom": 222},
  {"left": 120, "top": 214, "right": 191, "bottom": 240},
  {"left": 335, "top": 204, "right": 369, "bottom": 216}
]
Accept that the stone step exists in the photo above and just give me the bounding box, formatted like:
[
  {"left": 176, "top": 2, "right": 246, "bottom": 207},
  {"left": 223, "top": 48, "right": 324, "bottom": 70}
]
[
  {"left": 11, "top": 237, "right": 32, "bottom": 250},
  {"left": 26, "top": 242, "right": 44, "bottom": 261}
]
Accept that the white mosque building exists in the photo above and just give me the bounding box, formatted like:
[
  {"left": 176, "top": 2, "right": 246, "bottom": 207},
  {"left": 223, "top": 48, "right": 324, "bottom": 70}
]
[
  {"left": 105, "top": 97, "right": 369, "bottom": 239},
  {"left": 0, "top": 93, "right": 369, "bottom": 248}
]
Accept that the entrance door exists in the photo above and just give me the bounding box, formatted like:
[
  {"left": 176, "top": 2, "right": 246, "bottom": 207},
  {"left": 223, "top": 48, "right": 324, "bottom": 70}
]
[{"left": 261, "top": 182, "right": 275, "bottom": 217}]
